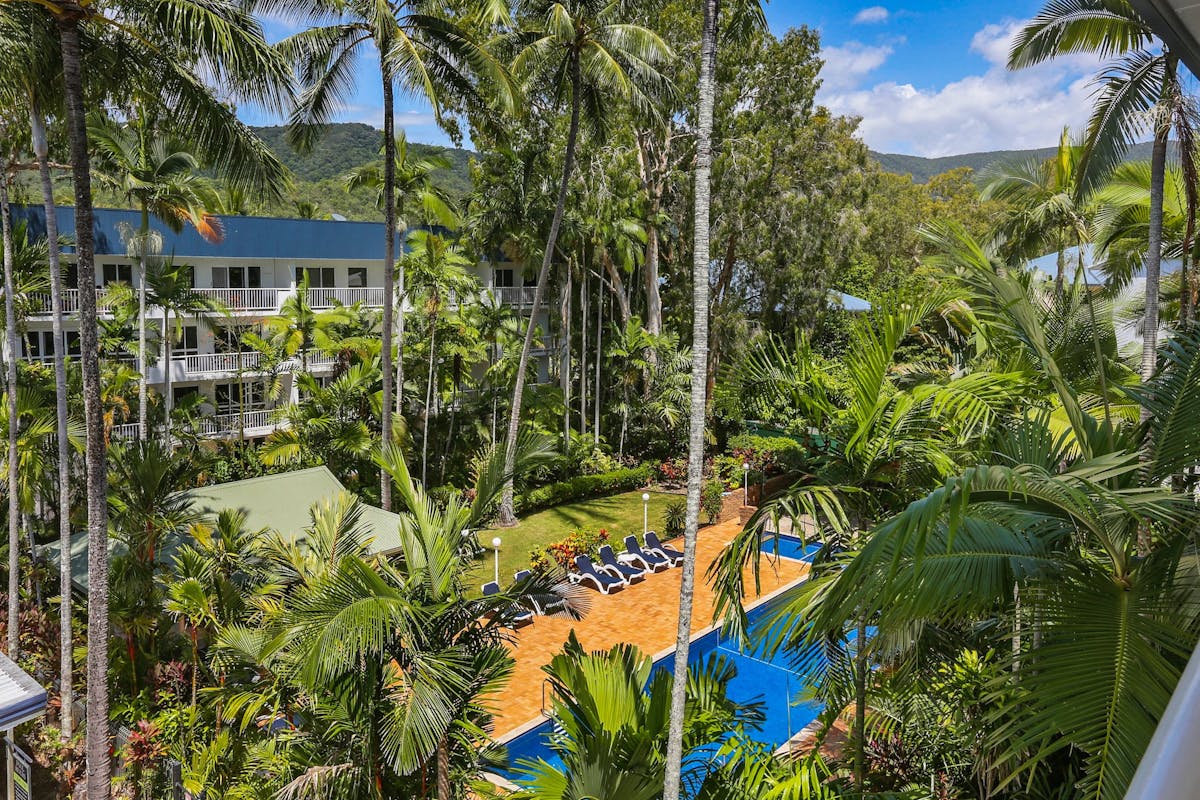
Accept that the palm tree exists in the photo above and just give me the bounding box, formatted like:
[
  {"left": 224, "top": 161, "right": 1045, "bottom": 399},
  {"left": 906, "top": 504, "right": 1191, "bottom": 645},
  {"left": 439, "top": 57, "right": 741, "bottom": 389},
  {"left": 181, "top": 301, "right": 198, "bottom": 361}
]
[
  {"left": 402, "top": 230, "right": 475, "bottom": 483},
  {"left": 0, "top": 165, "right": 19, "bottom": 661},
  {"left": 497, "top": 0, "right": 672, "bottom": 525},
  {"left": 514, "top": 633, "right": 764, "bottom": 800},
  {"left": 266, "top": 273, "right": 349, "bottom": 373},
  {"left": 982, "top": 127, "right": 1092, "bottom": 297},
  {"left": 1009, "top": 0, "right": 1200, "bottom": 383},
  {"left": 281, "top": 0, "right": 511, "bottom": 512},
  {"left": 89, "top": 113, "right": 224, "bottom": 438},
  {"left": 144, "top": 259, "right": 224, "bottom": 426}
]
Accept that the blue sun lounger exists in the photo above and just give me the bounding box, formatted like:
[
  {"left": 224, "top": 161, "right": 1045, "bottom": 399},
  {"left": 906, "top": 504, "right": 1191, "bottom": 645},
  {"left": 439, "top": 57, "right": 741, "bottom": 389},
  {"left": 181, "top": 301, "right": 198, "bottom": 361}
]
[
  {"left": 481, "top": 580, "right": 534, "bottom": 626},
  {"left": 645, "top": 531, "right": 685, "bottom": 567},
  {"left": 598, "top": 545, "right": 646, "bottom": 584},
  {"left": 570, "top": 554, "right": 624, "bottom": 594},
  {"left": 623, "top": 535, "right": 670, "bottom": 572}
]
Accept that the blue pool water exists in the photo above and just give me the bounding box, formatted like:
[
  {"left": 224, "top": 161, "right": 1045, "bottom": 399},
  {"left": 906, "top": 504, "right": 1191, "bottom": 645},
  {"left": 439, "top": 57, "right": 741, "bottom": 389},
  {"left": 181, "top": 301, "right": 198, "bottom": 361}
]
[
  {"left": 760, "top": 534, "right": 822, "bottom": 562},
  {"left": 502, "top": 538, "right": 825, "bottom": 780}
]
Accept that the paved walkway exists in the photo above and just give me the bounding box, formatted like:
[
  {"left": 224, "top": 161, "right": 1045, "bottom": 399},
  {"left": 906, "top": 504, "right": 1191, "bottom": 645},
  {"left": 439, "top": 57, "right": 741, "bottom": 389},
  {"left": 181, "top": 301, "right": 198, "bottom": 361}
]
[{"left": 489, "top": 518, "right": 810, "bottom": 739}]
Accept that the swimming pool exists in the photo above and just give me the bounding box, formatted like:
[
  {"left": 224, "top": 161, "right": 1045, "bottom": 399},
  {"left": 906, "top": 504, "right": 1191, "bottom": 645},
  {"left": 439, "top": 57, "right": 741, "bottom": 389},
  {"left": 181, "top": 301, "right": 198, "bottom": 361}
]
[
  {"left": 501, "top": 538, "right": 824, "bottom": 780},
  {"left": 760, "top": 533, "right": 822, "bottom": 562}
]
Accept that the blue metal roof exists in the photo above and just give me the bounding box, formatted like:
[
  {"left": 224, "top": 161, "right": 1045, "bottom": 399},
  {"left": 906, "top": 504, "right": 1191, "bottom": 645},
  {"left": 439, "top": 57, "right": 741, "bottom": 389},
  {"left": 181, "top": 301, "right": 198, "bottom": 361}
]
[{"left": 12, "top": 205, "right": 403, "bottom": 260}]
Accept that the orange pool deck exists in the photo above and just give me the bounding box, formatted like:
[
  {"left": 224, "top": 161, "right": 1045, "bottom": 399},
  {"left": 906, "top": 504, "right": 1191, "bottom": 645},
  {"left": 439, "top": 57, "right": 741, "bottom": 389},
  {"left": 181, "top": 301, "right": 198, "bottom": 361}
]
[{"left": 488, "top": 519, "right": 810, "bottom": 740}]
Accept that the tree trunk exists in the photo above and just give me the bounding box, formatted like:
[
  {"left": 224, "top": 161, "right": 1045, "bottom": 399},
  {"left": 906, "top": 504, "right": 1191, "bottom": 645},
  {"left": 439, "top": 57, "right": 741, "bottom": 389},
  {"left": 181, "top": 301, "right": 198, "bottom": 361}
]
[
  {"left": 436, "top": 737, "right": 451, "bottom": 800},
  {"left": 138, "top": 208, "right": 149, "bottom": 438},
  {"left": 579, "top": 271, "right": 587, "bottom": 437},
  {"left": 61, "top": 15, "right": 113, "bottom": 798},
  {"left": 561, "top": 267, "right": 571, "bottom": 452},
  {"left": 594, "top": 288, "right": 602, "bottom": 444},
  {"left": 421, "top": 314, "right": 436, "bottom": 486},
  {"left": 853, "top": 618, "right": 868, "bottom": 788},
  {"left": 380, "top": 57, "right": 397, "bottom": 511},
  {"left": 1141, "top": 105, "right": 1171, "bottom": 389},
  {"left": 497, "top": 57, "right": 584, "bottom": 525},
  {"left": 162, "top": 308, "right": 172, "bottom": 424},
  {"left": 1054, "top": 245, "right": 1065, "bottom": 300},
  {"left": 32, "top": 102, "right": 73, "bottom": 740},
  {"left": 663, "top": 3, "right": 717, "bottom": 797},
  {"left": 1, "top": 172, "right": 20, "bottom": 661},
  {"left": 601, "top": 250, "right": 631, "bottom": 329}
]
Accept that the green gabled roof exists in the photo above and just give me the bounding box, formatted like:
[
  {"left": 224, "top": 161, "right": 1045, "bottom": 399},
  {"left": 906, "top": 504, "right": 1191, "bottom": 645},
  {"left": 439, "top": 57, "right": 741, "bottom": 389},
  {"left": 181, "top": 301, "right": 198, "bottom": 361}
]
[
  {"left": 189, "top": 466, "right": 404, "bottom": 554},
  {"left": 44, "top": 466, "right": 404, "bottom": 592}
]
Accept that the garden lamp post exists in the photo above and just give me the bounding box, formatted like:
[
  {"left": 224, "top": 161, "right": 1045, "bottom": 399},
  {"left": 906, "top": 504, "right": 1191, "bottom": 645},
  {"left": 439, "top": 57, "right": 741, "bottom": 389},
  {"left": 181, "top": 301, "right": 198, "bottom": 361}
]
[
  {"left": 642, "top": 492, "right": 650, "bottom": 536},
  {"left": 492, "top": 536, "right": 502, "bottom": 584},
  {"left": 743, "top": 462, "right": 750, "bottom": 506}
]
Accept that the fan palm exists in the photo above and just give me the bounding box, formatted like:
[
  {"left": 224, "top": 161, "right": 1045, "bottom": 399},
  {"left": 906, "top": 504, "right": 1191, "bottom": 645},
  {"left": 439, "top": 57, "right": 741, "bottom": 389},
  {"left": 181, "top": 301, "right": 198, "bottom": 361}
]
[
  {"left": 280, "top": 0, "right": 512, "bottom": 512},
  {"left": 89, "top": 114, "right": 224, "bottom": 438},
  {"left": 497, "top": 0, "right": 673, "bottom": 524}
]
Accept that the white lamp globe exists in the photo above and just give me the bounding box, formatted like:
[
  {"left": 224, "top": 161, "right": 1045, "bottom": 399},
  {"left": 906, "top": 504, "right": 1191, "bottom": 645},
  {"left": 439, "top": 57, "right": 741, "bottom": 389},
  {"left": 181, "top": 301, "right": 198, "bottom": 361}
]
[{"left": 492, "top": 537, "right": 502, "bottom": 548}]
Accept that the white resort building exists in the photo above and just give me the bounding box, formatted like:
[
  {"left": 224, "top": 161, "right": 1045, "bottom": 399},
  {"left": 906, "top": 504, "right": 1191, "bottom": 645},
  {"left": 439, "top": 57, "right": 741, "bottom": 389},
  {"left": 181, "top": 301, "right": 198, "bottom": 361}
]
[{"left": 13, "top": 206, "right": 552, "bottom": 440}]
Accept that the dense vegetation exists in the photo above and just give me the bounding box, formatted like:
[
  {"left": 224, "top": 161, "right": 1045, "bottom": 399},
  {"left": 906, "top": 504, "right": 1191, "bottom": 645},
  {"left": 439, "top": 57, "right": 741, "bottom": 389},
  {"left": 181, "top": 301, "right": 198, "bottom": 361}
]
[{"left": 0, "top": 0, "right": 1197, "bottom": 799}]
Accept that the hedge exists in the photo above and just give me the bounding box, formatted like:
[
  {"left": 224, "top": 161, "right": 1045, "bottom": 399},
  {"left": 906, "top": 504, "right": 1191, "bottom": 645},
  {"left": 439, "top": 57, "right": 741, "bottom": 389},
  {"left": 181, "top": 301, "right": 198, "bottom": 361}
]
[{"left": 514, "top": 464, "right": 654, "bottom": 516}]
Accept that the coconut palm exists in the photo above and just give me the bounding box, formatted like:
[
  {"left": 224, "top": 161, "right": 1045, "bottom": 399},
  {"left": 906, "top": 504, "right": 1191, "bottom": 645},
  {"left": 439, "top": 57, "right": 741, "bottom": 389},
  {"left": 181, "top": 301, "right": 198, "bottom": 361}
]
[
  {"left": 1009, "top": 0, "right": 1200, "bottom": 383},
  {"left": 0, "top": 170, "right": 19, "bottom": 660},
  {"left": 497, "top": 0, "right": 672, "bottom": 525},
  {"left": 266, "top": 274, "right": 351, "bottom": 373},
  {"left": 89, "top": 113, "right": 225, "bottom": 438},
  {"left": 281, "top": 0, "right": 512, "bottom": 512}
]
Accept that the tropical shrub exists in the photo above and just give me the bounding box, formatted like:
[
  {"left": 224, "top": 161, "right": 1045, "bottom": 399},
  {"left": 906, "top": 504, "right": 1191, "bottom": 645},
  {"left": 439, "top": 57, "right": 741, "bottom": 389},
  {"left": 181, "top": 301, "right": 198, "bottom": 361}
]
[
  {"left": 664, "top": 500, "right": 686, "bottom": 536},
  {"left": 701, "top": 480, "right": 725, "bottom": 525},
  {"left": 529, "top": 528, "right": 611, "bottom": 571},
  {"left": 514, "top": 465, "right": 653, "bottom": 515},
  {"left": 656, "top": 457, "right": 688, "bottom": 488},
  {"left": 727, "top": 433, "right": 805, "bottom": 476}
]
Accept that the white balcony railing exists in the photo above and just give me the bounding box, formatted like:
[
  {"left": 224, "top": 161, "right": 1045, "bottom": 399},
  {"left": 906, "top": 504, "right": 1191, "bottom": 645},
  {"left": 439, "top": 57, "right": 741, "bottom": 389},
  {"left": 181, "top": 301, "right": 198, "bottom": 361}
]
[
  {"left": 307, "top": 287, "right": 387, "bottom": 308},
  {"left": 110, "top": 423, "right": 141, "bottom": 440},
  {"left": 305, "top": 349, "right": 338, "bottom": 368},
  {"left": 196, "top": 288, "right": 281, "bottom": 312},
  {"left": 196, "top": 409, "right": 274, "bottom": 436},
  {"left": 182, "top": 351, "right": 262, "bottom": 375},
  {"left": 26, "top": 288, "right": 122, "bottom": 315},
  {"left": 491, "top": 286, "right": 541, "bottom": 306}
]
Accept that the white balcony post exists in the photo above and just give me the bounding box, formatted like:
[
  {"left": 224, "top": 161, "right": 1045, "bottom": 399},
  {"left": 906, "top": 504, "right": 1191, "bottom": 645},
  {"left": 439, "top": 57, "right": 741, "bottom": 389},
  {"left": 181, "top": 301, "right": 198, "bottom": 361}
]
[{"left": 1124, "top": 641, "right": 1200, "bottom": 798}]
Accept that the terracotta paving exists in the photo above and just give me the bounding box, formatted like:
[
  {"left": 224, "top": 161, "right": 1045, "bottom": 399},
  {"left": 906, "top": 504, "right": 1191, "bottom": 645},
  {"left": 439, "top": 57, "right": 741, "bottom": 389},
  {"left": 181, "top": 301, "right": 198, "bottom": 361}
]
[{"left": 488, "top": 518, "right": 810, "bottom": 739}]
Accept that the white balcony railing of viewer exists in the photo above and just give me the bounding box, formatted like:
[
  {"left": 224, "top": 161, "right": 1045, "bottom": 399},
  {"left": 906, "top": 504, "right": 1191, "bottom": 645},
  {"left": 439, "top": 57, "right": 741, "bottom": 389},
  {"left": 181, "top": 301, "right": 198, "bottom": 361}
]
[
  {"left": 307, "top": 287, "right": 387, "bottom": 308},
  {"left": 182, "top": 351, "right": 262, "bottom": 375},
  {"left": 197, "top": 287, "right": 281, "bottom": 311},
  {"left": 110, "top": 423, "right": 141, "bottom": 439}
]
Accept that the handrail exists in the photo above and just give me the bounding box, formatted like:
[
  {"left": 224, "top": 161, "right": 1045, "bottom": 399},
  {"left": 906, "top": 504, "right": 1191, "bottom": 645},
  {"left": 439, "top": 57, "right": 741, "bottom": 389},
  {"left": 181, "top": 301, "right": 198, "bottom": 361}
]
[{"left": 1124, "top": 641, "right": 1200, "bottom": 798}]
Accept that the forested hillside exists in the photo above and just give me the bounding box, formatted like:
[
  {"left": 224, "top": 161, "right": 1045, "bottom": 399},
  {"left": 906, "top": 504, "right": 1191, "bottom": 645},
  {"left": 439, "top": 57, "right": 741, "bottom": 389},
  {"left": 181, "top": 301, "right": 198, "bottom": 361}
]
[{"left": 870, "top": 141, "right": 1159, "bottom": 183}]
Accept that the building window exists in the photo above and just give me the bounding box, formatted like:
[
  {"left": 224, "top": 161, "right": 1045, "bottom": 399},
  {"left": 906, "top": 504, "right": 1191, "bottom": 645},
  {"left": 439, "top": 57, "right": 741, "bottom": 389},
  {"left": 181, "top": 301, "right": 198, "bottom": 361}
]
[
  {"left": 494, "top": 268, "right": 514, "bottom": 288},
  {"left": 348, "top": 267, "right": 367, "bottom": 288},
  {"left": 214, "top": 325, "right": 253, "bottom": 354},
  {"left": 301, "top": 267, "right": 335, "bottom": 288},
  {"left": 173, "top": 385, "right": 201, "bottom": 409},
  {"left": 171, "top": 325, "right": 199, "bottom": 357},
  {"left": 102, "top": 263, "right": 133, "bottom": 286},
  {"left": 24, "top": 331, "right": 80, "bottom": 361},
  {"left": 212, "top": 266, "right": 262, "bottom": 289},
  {"left": 215, "top": 381, "right": 265, "bottom": 414}
]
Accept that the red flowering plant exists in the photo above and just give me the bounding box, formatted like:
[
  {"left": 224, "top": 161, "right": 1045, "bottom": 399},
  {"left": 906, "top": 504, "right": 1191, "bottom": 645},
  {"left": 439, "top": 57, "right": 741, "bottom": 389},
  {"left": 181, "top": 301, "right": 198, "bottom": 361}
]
[{"left": 530, "top": 527, "right": 611, "bottom": 571}]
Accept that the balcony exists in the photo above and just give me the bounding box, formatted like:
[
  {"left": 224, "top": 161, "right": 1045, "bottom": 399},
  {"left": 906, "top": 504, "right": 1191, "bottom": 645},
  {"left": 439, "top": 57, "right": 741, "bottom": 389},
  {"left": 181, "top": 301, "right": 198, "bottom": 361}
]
[
  {"left": 491, "top": 287, "right": 541, "bottom": 306},
  {"left": 181, "top": 351, "right": 262, "bottom": 376},
  {"left": 25, "top": 289, "right": 120, "bottom": 315},
  {"left": 195, "top": 409, "right": 275, "bottom": 437},
  {"left": 307, "top": 287, "right": 387, "bottom": 308},
  {"left": 196, "top": 287, "right": 281, "bottom": 312}
]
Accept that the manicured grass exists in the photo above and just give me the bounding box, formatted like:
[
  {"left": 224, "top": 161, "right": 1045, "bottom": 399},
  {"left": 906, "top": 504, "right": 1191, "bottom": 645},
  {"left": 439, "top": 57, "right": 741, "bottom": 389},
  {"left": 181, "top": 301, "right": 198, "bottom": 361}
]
[{"left": 468, "top": 490, "right": 679, "bottom": 589}]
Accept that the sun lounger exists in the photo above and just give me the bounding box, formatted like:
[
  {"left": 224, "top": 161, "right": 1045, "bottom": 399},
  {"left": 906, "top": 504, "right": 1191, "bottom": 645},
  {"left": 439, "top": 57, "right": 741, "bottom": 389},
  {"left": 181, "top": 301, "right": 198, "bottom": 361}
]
[
  {"left": 569, "top": 554, "right": 624, "bottom": 594},
  {"left": 598, "top": 545, "right": 646, "bottom": 584},
  {"left": 513, "top": 569, "right": 568, "bottom": 614},
  {"left": 644, "top": 531, "right": 684, "bottom": 567},
  {"left": 623, "top": 535, "right": 670, "bottom": 572},
  {"left": 481, "top": 580, "right": 534, "bottom": 626}
]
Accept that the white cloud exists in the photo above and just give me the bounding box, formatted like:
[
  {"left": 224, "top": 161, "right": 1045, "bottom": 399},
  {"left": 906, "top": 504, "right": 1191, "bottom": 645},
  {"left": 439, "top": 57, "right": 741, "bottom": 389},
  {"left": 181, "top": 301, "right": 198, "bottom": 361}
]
[
  {"left": 821, "top": 42, "right": 895, "bottom": 90},
  {"left": 819, "top": 18, "right": 1105, "bottom": 156},
  {"left": 853, "top": 6, "right": 890, "bottom": 24}
]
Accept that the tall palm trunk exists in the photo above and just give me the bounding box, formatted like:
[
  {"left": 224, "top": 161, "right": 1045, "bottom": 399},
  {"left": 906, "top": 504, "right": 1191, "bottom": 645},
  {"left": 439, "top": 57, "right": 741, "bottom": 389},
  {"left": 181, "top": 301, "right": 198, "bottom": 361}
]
[
  {"left": 498, "top": 57, "right": 583, "bottom": 525},
  {"left": 421, "top": 313, "right": 436, "bottom": 486},
  {"left": 138, "top": 207, "right": 148, "bottom": 438},
  {"left": 60, "top": 14, "right": 113, "bottom": 799},
  {"left": 561, "top": 266, "right": 571, "bottom": 452},
  {"left": 436, "top": 737, "right": 450, "bottom": 800},
  {"left": 380, "top": 57, "right": 397, "bottom": 511},
  {"left": 1, "top": 173, "right": 19, "bottom": 661},
  {"left": 1141, "top": 97, "right": 1172, "bottom": 390},
  {"left": 593, "top": 288, "right": 601, "bottom": 443},
  {"left": 162, "top": 308, "right": 172, "bottom": 423},
  {"left": 579, "top": 271, "right": 586, "bottom": 437},
  {"left": 31, "top": 103, "right": 73, "bottom": 739},
  {"left": 663, "top": 2, "right": 717, "bottom": 797}
]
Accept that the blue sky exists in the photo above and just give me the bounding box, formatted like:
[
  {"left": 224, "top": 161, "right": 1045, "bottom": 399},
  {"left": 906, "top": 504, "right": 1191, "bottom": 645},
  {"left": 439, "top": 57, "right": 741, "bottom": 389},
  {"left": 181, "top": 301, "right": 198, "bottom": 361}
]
[{"left": 247, "top": 1, "right": 1116, "bottom": 157}]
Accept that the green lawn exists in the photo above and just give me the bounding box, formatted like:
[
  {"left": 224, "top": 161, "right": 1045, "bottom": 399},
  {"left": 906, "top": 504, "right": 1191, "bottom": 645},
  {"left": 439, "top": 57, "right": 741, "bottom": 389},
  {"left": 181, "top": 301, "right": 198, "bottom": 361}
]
[{"left": 468, "top": 490, "right": 679, "bottom": 589}]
